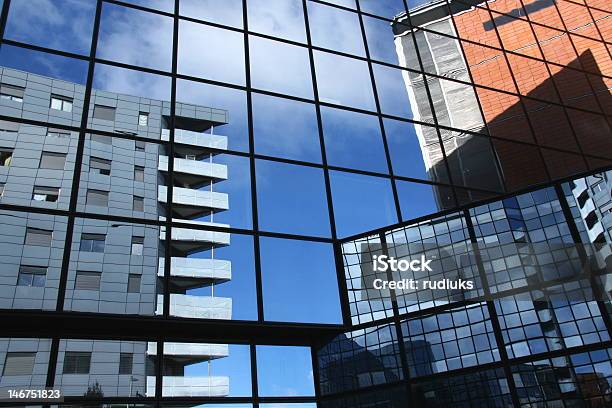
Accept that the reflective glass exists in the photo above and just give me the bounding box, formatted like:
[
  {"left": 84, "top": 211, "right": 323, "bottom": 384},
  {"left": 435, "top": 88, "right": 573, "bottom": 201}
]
[
  {"left": 97, "top": 3, "right": 173, "bottom": 71},
  {"left": 321, "top": 107, "right": 388, "bottom": 173},
  {"left": 257, "top": 345, "right": 316, "bottom": 396},
  {"left": 395, "top": 180, "right": 450, "bottom": 221},
  {"left": 314, "top": 50, "right": 376, "bottom": 111},
  {"left": 252, "top": 94, "right": 321, "bottom": 163},
  {"left": 256, "top": 160, "right": 331, "bottom": 237},
  {"left": 249, "top": 36, "right": 314, "bottom": 99},
  {"left": 307, "top": 1, "right": 365, "bottom": 56},
  {"left": 260, "top": 238, "right": 342, "bottom": 324},
  {"left": 180, "top": 0, "right": 243, "bottom": 28},
  {"left": 330, "top": 171, "right": 397, "bottom": 237},
  {"left": 247, "top": 0, "right": 307, "bottom": 43},
  {"left": 178, "top": 21, "right": 246, "bottom": 86},
  {"left": 4, "top": 0, "right": 95, "bottom": 55},
  {"left": 360, "top": 0, "right": 406, "bottom": 19}
]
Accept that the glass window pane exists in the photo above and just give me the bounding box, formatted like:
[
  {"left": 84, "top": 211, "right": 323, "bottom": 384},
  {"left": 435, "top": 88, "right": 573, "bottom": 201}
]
[
  {"left": 176, "top": 79, "right": 249, "bottom": 153},
  {"left": 321, "top": 107, "right": 388, "bottom": 173},
  {"left": 252, "top": 94, "right": 321, "bottom": 163},
  {"left": 248, "top": 0, "right": 307, "bottom": 43},
  {"left": 330, "top": 171, "right": 397, "bottom": 237},
  {"left": 384, "top": 118, "right": 449, "bottom": 183},
  {"left": 4, "top": 0, "right": 95, "bottom": 55},
  {"left": 97, "top": 3, "right": 173, "bottom": 71},
  {"left": 0, "top": 211, "right": 67, "bottom": 311},
  {"left": 360, "top": 0, "right": 406, "bottom": 18},
  {"left": 170, "top": 344, "right": 252, "bottom": 397},
  {"left": 307, "top": 1, "right": 365, "bottom": 56},
  {"left": 396, "top": 180, "right": 453, "bottom": 221},
  {"left": 314, "top": 50, "right": 376, "bottom": 111},
  {"left": 373, "top": 63, "right": 417, "bottom": 119},
  {"left": 256, "top": 160, "right": 331, "bottom": 237},
  {"left": 257, "top": 345, "right": 316, "bottom": 396},
  {"left": 180, "top": 0, "right": 243, "bottom": 28},
  {"left": 249, "top": 36, "right": 313, "bottom": 99},
  {"left": 178, "top": 21, "right": 246, "bottom": 86},
  {"left": 363, "top": 15, "right": 403, "bottom": 65},
  {"left": 260, "top": 238, "right": 341, "bottom": 324}
]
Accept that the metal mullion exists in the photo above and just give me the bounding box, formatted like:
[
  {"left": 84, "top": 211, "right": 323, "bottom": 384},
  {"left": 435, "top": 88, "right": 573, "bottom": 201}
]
[
  {"left": 241, "top": 0, "right": 264, "bottom": 324},
  {"left": 161, "top": 0, "right": 180, "bottom": 319},
  {"left": 401, "top": 0, "right": 460, "bottom": 207},
  {"left": 302, "top": 0, "right": 352, "bottom": 326},
  {"left": 464, "top": 208, "right": 521, "bottom": 407},
  {"left": 378, "top": 231, "right": 414, "bottom": 400},
  {"left": 155, "top": 340, "right": 164, "bottom": 403},
  {"left": 310, "top": 340, "right": 323, "bottom": 406},
  {"left": 554, "top": 183, "right": 612, "bottom": 337},
  {"left": 250, "top": 343, "right": 259, "bottom": 408},
  {"left": 354, "top": 0, "right": 402, "bottom": 222},
  {"left": 55, "top": 0, "right": 103, "bottom": 312},
  {"left": 0, "top": 0, "right": 10, "bottom": 42},
  {"left": 480, "top": 1, "right": 552, "bottom": 186}
]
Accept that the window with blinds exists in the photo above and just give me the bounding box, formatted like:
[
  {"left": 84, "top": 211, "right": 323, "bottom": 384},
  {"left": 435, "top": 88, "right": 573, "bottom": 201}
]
[
  {"left": 3, "top": 352, "right": 35, "bottom": 376},
  {"left": 62, "top": 352, "right": 91, "bottom": 374},
  {"left": 0, "top": 83, "right": 25, "bottom": 102},
  {"left": 75, "top": 271, "right": 101, "bottom": 291},
  {"left": 32, "top": 186, "right": 60, "bottom": 202},
  {"left": 119, "top": 353, "right": 133, "bottom": 375},
  {"left": 39, "top": 152, "right": 66, "bottom": 170},
  {"left": 127, "top": 274, "right": 141, "bottom": 293},
  {"left": 25, "top": 228, "right": 53, "bottom": 247}
]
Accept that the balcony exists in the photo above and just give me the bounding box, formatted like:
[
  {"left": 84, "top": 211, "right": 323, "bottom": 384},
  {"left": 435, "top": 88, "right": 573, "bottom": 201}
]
[
  {"left": 147, "top": 376, "right": 229, "bottom": 397},
  {"left": 158, "top": 156, "right": 227, "bottom": 188},
  {"left": 161, "top": 128, "right": 228, "bottom": 152},
  {"left": 156, "top": 294, "right": 232, "bottom": 320},
  {"left": 158, "top": 185, "right": 229, "bottom": 218},
  {"left": 147, "top": 342, "right": 229, "bottom": 361},
  {"left": 160, "top": 220, "right": 230, "bottom": 254},
  {"left": 158, "top": 257, "right": 231, "bottom": 290}
]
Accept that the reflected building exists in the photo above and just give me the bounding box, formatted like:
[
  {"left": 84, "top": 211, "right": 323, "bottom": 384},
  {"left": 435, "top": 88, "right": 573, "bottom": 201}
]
[
  {"left": 0, "top": 66, "right": 233, "bottom": 397},
  {"left": 392, "top": 0, "right": 612, "bottom": 206}
]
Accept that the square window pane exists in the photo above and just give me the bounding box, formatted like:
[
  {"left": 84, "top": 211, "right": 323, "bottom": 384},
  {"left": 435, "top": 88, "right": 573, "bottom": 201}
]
[
  {"left": 321, "top": 107, "right": 388, "bottom": 173},
  {"left": 164, "top": 229, "right": 257, "bottom": 321},
  {"left": 384, "top": 118, "right": 449, "bottom": 183},
  {"left": 314, "top": 50, "right": 376, "bottom": 111},
  {"left": 261, "top": 237, "right": 341, "bottom": 324},
  {"left": 360, "top": 0, "right": 406, "bottom": 18},
  {"left": 249, "top": 36, "right": 313, "bottom": 99},
  {"left": 330, "top": 171, "right": 398, "bottom": 237},
  {"left": 163, "top": 343, "right": 252, "bottom": 397},
  {"left": 256, "top": 160, "right": 331, "bottom": 237},
  {"left": 373, "top": 63, "right": 417, "bottom": 119},
  {"left": 0, "top": 210, "right": 67, "bottom": 311},
  {"left": 4, "top": 0, "right": 95, "bottom": 55},
  {"left": 256, "top": 345, "right": 316, "bottom": 396},
  {"left": 248, "top": 0, "right": 307, "bottom": 43},
  {"left": 396, "top": 180, "right": 454, "bottom": 221},
  {"left": 180, "top": 0, "right": 243, "bottom": 28},
  {"left": 363, "top": 15, "right": 405, "bottom": 65},
  {"left": 179, "top": 21, "right": 246, "bottom": 86},
  {"left": 97, "top": 3, "right": 173, "bottom": 71},
  {"left": 307, "top": 1, "right": 365, "bottom": 56},
  {"left": 252, "top": 93, "right": 321, "bottom": 163},
  {"left": 176, "top": 80, "right": 249, "bottom": 153}
]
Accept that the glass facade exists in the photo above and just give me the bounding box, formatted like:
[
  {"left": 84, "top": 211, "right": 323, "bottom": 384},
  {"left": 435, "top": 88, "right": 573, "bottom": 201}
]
[{"left": 0, "top": 0, "right": 610, "bottom": 406}]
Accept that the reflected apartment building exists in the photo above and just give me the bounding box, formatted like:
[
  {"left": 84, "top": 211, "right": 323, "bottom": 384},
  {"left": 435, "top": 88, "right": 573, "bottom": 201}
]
[{"left": 0, "top": 66, "right": 233, "bottom": 397}]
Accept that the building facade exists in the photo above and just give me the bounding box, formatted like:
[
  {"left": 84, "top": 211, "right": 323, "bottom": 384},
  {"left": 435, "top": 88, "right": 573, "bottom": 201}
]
[{"left": 0, "top": 66, "right": 233, "bottom": 398}]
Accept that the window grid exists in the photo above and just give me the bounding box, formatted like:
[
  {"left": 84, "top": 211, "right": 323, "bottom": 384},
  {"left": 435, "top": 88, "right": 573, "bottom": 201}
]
[{"left": 0, "top": 0, "right": 610, "bottom": 406}]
